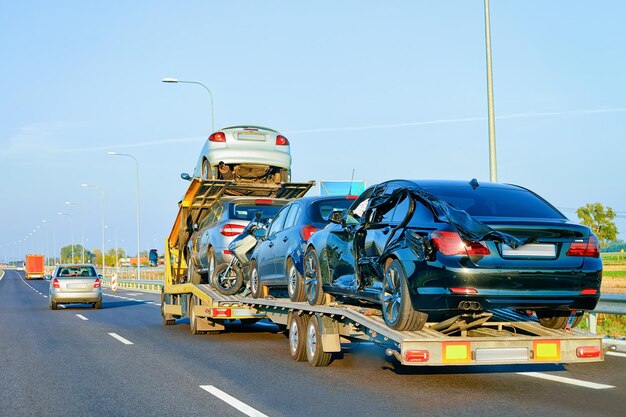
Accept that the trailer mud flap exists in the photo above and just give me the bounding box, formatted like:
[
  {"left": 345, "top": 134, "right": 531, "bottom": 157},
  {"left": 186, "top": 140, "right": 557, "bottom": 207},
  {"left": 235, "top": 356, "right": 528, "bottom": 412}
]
[{"left": 318, "top": 315, "right": 341, "bottom": 353}]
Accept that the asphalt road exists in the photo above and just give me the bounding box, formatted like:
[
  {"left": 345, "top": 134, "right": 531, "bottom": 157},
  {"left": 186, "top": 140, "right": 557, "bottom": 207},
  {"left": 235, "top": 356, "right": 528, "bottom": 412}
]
[{"left": 1, "top": 268, "right": 625, "bottom": 417}]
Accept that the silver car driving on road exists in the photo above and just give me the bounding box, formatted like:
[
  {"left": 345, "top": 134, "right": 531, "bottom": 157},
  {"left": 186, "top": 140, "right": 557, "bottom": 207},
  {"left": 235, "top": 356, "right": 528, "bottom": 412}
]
[{"left": 49, "top": 264, "right": 102, "bottom": 310}]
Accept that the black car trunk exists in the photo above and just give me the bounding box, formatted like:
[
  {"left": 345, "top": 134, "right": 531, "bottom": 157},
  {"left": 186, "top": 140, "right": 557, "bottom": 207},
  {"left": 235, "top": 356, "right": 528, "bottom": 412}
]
[{"left": 472, "top": 218, "right": 589, "bottom": 270}]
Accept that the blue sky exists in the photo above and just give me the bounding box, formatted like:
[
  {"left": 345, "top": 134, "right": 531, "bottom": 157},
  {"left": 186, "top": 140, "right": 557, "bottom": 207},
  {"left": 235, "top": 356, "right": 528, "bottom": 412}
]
[{"left": 1, "top": 1, "right": 625, "bottom": 260}]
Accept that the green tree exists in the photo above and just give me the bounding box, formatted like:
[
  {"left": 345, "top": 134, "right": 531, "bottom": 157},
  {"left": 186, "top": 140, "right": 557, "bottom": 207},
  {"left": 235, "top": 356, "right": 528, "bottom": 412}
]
[
  {"left": 60, "top": 245, "right": 92, "bottom": 263},
  {"left": 577, "top": 202, "right": 618, "bottom": 247}
]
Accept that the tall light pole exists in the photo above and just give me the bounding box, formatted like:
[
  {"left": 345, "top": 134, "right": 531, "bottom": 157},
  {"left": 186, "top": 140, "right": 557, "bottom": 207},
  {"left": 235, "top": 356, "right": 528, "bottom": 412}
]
[
  {"left": 161, "top": 77, "right": 215, "bottom": 132},
  {"left": 65, "top": 201, "right": 85, "bottom": 263},
  {"left": 484, "top": 0, "right": 497, "bottom": 182},
  {"left": 57, "top": 212, "right": 74, "bottom": 262},
  {"left": 107, "top": 151, "right": 141, "bottom": 281},
  {"left": 42, "top": 219, "right": 56, "bottom": 267},
  {"left": 81, "top": 183, "right": 106, "bottom": 274}
]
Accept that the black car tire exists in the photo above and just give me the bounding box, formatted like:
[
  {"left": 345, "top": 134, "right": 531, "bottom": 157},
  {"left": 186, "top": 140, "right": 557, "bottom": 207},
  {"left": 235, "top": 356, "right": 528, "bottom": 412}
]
[
  {"left": 213, "top": 263, "right": 244, "bottom": 295},
  {"left": 287, "top": 259, "right": 305, "bottom": 302},
  {"left": 382, "top": 260, "right": 428, "bottom": 331},
  {"left": 306, "top": 315, "right": 333, "bottom": 367},
  {"left": 50, "top": 300, "right": 57, "bottom": 310},
  {"left": 249, "top": 262, "right": 268, "bottom": 299},
  {"left": 304, "top": 248, "right": 326, "bottom": 306},
  {"left": 289, "top": 313, "right": 310, "bottom": 362},
  {"left": 95, "top": 300, "right": 102, "bottom": 309},
  {"left": 188, "top": 258, "right": 202, "bottom": 285},
  {"left": 536, "top": 310, "right": 575, "bottom": 329}
]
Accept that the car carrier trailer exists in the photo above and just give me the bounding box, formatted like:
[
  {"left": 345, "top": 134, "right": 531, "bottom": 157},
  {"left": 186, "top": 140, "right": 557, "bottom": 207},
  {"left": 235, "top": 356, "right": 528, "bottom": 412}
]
[{"left": 161, "top": 178, "right": 607, "bottom": 367}]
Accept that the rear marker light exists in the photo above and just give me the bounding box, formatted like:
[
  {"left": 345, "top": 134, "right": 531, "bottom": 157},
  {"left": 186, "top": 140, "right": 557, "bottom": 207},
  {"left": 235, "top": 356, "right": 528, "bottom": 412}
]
[
  {"left": 220, "top": 224, "right": 246, "bottom": 237},
  {"left": 300, "top": 225, "right": 318, "bottom": 241},
  {"left": 450, "top": 287, "right": 478, "bottom": 294},
  {"left": 576, "top": 346, "right": 601, "bottom": 358},
  {"left": 346, "top": 195, "right": 358, "bottom": 200},
  {"left": 223, "top": 250, "right": 233, "bottom": 255},
  {"left": 275, "top": 135, "right": 289, "bottom": 146},
  {"left": 94, "top": 278, "right": 101, "bottom": 289},
  {"left": 405, "top": 350, "right": 430, "bottom": 362},
  {"left": 212, "top": 308, "right": 232, "bottom": 318},
  {"left": 209, "top": 132, "right": 226, "bottom": 142},
  {"left": 255, "top": 199, "right": 273, "bottom": 205},
  {"left": 581, "top": 288, "right": 598, "bottom": 295},
  {"left": 53, "top": 278, "right": 60, "bottom": 289},
  {"left": 431, "top": 231, "right": 490, "bottom": 256}
]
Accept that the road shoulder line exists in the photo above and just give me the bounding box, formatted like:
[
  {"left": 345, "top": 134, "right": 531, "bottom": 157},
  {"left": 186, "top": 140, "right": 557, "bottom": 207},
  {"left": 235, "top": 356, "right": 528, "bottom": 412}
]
[{"left": 200, "top": 385, "right": 268, "bottom": 417}]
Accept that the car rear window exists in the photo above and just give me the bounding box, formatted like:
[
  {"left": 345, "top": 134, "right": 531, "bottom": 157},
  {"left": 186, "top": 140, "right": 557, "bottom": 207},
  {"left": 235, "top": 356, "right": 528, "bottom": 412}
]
[
  {"left": 308, "top": 198, "right": 355, "bottom": 222},
  {"left": 228, "top": 201, "right": 287, "bottom": 221},
  {"left": 422, "top": 186, "right": 565, "bottom": 219},
  {"left": 56, "top": 267, "right": 97, "bottom": 277}
]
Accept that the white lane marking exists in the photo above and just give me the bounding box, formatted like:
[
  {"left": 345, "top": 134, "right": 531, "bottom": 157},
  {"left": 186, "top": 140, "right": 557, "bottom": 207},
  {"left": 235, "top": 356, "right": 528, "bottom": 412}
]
[
  {"left": 517, "top": 372, "right": 615, "bottom": 389},
  {"left": 200, "top": 385, "right": 268, "bottom": 417},
  {"left": 606, "top": 351, "right": 626, "bottom": 358},
  {"left": 108, "top": 333, "right": 134, "bottom": 345},
  {"left": 43, "top": 295, "right": 48, "bottom": 298},
  {"left": 76, "top": 314, "right": 89, "bottom": 321},
  {"left": 0, "top": 270, "right": 5, "bottom": 280}
]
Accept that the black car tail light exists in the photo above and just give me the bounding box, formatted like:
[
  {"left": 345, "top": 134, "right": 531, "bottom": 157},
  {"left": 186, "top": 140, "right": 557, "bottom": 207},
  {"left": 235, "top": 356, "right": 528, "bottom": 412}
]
[
  {"left": 209, "top": 132, "right": 226, "bottom": 142},
  {"left": 275, "top": 135, "right": 289, "bottom": 146},
  {"left": 566, "top": 235, "right": 600, "bottom": 258},
  {"left": 301, "top": 225, "right": 318, "bottom": 241},
  {"left": 581, "top": 288, "right": 598, "bottom": 295},
  {"left": 431, "top": 231, "right": 490, "bottom": 256}
]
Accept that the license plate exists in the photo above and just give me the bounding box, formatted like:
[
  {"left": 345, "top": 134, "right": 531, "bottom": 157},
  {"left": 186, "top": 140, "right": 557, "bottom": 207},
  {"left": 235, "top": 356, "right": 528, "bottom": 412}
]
[
  {"left": 237, "top": 133, "right": 265, "bottom": 141},
  {"left": 501, "top": 243, "right": 556, "bottom": 257},
  {"left": 67, "top": 283, "right": 87, "bottom": 289}
]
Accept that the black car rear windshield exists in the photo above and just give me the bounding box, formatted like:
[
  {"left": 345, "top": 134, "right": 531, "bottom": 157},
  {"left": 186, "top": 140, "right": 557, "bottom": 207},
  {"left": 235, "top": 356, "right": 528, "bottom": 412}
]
[
  {"left": 56, "top": 267, "right": 97, "bottom": 277},
  {"left": 422, "top": 186, "right": 565, "bottom": 219},
  {"left": 308, "top": 198, "right": 355, "bottom": 222},
  {"left": 228, "top": 201, "right": 286, "bottom": 221}
]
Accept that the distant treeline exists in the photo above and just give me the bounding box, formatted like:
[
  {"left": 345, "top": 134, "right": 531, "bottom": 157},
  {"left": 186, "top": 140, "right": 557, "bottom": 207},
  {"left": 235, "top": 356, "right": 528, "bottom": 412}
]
[{"left": 604, "top": 239, "right": 626, "bottom": 252}]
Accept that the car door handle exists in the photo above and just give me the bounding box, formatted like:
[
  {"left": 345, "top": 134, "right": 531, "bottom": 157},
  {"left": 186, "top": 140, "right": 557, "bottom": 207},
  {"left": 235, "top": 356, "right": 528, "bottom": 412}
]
[
  {"left": 269, "top": 242, "right": 274, "bottom": 248},
  {"left": 282, "top": 236, "right": 289, "bottom": 242},
  {"left": 382, "top": 227, "right": 390, "bottom": 235}
]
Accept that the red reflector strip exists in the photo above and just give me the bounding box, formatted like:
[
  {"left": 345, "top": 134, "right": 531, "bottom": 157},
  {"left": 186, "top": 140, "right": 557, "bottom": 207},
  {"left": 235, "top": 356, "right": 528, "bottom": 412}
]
[
  {"left": 576, "top": 346, "right": 601, "bottom": 358},
  {"left": 346, "top": 195, "right": 358, "bottom": 200},
  {"left": 404, "top": 350, "right": 429, "bottom": 362},
  {"left": 450, "top": 287, "right": 478, "bottom": 294},
  {"left": 212, "top": 308, "right": 232, "bottom": 318},
  {"left": 223, "top": 250, "right": 232, "bottom": 255},
  {"left": 255, "top": 199, "right": 273, "bottom": 205},
  {"left": 581, "top": 288, "right": 598, "bottom": 295}
]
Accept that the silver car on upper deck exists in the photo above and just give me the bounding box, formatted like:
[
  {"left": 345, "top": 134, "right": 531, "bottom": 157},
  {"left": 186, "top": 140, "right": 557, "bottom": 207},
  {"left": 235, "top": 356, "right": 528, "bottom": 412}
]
[
  {"left": 49, "top": 264, "right": 102, "bottom": 310},
  {"left": 193, "top": 125, "right": 292, "bottom": 183}
]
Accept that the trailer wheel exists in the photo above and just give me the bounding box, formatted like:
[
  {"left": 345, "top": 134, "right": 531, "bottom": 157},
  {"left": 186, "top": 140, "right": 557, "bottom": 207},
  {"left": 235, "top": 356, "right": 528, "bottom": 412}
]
[
  {"left": 382, "top": 260, "right": 427, "bottom": 331},
  {"left": 250, "top": 262, "right": 268, "bottom": 298},
  {"left": 189, "top": 296, "right": 202, "bottom": 335},
  {"left": 287, "top": 259, "right": 305, "bottom": 302},
  {"left": 536, "top": 310, "right": 571, "bottom": 329},
  {"left": 213, "top": 263, "right": 244, "bottom": 295},
  {"left": 289, "top": 313, "right": 310, "bottom": 362},
  {"left": 304, "top": 248, "right": 325, "bottom": 306},
  {"left": 306, "top": 315, "right": 333, "bottom": 367}
]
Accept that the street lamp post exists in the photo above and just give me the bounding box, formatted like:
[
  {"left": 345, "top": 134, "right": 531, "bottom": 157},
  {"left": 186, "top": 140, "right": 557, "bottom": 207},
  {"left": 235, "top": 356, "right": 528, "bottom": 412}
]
[
  {"left": 65, "top": 201, "right": 85, "bottom": 263},
  {"left": 161, "top": 77, "right": 215, "bottom": 132},
  {"left": 57, "top": 212, "right": 74, "bottom": 262},
  {"left": 107, "top": 152, "right": 141, "bottom": 281},
  {"left": 484, "top": 0, "right": 497, "bottom": 182},
  {"left": 81, "top": 183, "right": 106, "bottom": 274}
]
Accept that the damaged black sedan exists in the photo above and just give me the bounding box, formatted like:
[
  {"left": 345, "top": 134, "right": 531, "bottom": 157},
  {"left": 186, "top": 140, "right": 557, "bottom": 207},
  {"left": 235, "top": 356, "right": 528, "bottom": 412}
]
[{"left": 303, "top": 179, "right": 602, "bottom": 331}]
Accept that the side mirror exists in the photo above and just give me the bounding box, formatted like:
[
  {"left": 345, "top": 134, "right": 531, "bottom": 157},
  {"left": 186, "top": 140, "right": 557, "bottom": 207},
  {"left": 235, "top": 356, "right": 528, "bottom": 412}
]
[
  {"left": 329, "top": 209, "right": 344, "bottom": 224},
  {"left": 254, "top": 228, "right": 266, "bottom": 238},
  {"left": 98, "top": 274, "right": 103, "bottom": 279},
  {"left": 181, "top": 172, "right": 192, "bottom": 181}
]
